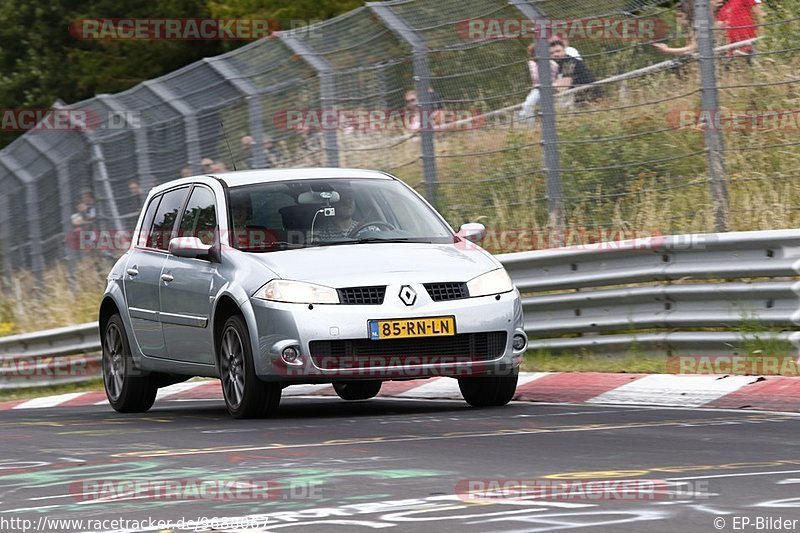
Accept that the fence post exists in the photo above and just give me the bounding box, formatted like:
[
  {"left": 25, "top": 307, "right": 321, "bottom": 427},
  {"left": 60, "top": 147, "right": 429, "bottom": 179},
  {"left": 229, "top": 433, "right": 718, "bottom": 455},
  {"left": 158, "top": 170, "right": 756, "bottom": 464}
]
[
  {"left": 510, "top": 1, "right": 564, "bottom": 232},
  {"left": 27, "top": 136, "right": 75, "bottom": 267},
  {"left": 145, "top": 80, "right": 203, "bottom": 175},
  {"left": 369, "top": 3, "right": 438, "bottom": 206},
  {"left": 97, "top": 94, "right": 154, "bottom": 191},
  {"left": 53, "top": 102, "right": 126, "bottom": 236},
  {"left": 279, "top": 34, "right": 340, "bottom": 168},
  {"left": 695, "top": 0, "right": 729, "bottom": 232},
  {"left": 204, "top": 57, "right": 267, "bottom": 169},
  {"left": 0, "top": 155, "right": 44, "bottom": 277},
  {"left": 0, "top": 188, "right": 12, "bottom": 277},
  {"left": 88, "top": 139, "right": 125, "bottom": 234}
]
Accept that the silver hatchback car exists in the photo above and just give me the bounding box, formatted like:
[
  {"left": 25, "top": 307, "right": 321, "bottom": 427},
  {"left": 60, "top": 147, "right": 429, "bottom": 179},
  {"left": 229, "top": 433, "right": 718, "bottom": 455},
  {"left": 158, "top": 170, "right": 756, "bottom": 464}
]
[{"left": 99, "top": 169, "right": 527, "bottom": 418}]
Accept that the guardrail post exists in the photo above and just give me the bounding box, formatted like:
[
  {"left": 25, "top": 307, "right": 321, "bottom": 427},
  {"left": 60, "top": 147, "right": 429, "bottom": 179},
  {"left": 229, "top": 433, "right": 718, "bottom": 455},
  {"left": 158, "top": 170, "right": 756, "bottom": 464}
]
[
  {"left": 369, "top": 3, "right": 438, "bottom": 206},
  {"left": 0, "top": 191, "right": 11, "bottom": 277},
  {"left": 510, "top": 1, "right": 564, "bottom": 233},
  {"left": 88, "top": 139, "right": 125, "bottom": 234},
  {"left": 204, "top": 57, "right": 267, "bottom": 169},
  {"left": 0, "top": 154, "right": 44, "bottom": 277},
  {"left": 54, "top": 103, "right": 126, "bottom": 236},
  {"left": 97, "top": 94, "right": 154, "bottom": 192},
  {"left": 695, "top": 0, "right": 729, "bottom": 232},
  {"left": 279, "top": 34, "right": 340, "bottom": 168},
  {"left": 27, "top": 136, "right": 76, "bottom": 267},
  {"left": 145, "top": 80, "right": 203, "bottom": 175}
]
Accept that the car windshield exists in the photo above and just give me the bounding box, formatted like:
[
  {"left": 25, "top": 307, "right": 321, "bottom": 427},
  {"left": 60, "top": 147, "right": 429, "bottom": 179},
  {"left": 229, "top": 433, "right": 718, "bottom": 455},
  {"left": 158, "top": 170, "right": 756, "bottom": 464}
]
[{"left": 227, "top": 178, "right": 455, "bottom": 251}]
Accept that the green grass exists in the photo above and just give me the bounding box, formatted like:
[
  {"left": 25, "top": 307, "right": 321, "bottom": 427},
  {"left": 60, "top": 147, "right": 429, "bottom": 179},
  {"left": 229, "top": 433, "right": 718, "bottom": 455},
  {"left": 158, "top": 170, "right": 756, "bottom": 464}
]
[
  {"left": 521, "top": 350, "right": 668, "bottom": 373},
  {"left": 0, "top": 378, "right": 104, "bottom": 402}
]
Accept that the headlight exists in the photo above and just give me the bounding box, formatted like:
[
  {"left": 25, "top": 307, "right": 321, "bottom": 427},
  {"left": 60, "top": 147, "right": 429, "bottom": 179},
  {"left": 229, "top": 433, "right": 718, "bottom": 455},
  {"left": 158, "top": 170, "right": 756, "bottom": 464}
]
[
  {"left": 467, "top": 269, "right": 514, "bottom": 297},
  {"left": 253, "top": 280, "right": 340, "bottom": 304}
]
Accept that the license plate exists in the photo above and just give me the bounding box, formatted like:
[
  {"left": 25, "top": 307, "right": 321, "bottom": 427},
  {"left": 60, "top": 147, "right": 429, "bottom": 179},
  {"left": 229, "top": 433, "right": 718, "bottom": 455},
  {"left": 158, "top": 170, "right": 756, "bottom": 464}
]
[{"left": 369, "top": 316, "right": 456, "bottom": 340}]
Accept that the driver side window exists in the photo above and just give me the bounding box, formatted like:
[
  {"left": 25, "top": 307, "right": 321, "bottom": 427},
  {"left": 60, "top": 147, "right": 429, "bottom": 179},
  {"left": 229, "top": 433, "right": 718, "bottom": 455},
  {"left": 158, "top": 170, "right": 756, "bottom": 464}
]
[{"left": 178, "top": 186, "right": 217, "bottom": 245}]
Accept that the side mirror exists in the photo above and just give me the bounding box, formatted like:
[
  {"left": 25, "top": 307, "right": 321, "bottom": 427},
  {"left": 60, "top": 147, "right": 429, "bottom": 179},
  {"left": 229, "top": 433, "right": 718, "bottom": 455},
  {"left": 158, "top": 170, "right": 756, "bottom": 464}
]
[
  {"left": 458, "top": 223, "right": 486, "bottom": 243},
  {"left": 169, "top": 236, "right": 214, "bottom": 260}
]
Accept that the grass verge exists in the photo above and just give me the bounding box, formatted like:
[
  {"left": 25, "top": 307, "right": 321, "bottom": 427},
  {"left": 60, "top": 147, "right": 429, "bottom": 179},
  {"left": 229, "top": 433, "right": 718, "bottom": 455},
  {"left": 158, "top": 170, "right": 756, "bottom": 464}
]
[{"left": 0, "top": 378, "right": 104, "bottom": 403}]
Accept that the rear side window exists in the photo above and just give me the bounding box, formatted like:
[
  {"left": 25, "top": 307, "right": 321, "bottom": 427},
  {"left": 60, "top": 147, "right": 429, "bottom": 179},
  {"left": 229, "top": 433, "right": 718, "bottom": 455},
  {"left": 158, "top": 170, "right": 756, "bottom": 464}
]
[
  {"left": 178, "top": 186, "right": 217, "bottom": 245},
  {"left": 148, "top": 186, "right": 189, "bottom": 250},
  {"left": 136, "top": 195, "right": 161, "bottom": 248}
]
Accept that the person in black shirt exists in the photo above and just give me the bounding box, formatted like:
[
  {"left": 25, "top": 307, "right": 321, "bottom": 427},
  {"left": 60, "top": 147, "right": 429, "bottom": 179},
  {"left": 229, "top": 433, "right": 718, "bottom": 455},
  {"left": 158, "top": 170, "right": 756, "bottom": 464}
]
[{"left": 550, "top": 40, "right": 602, "bottom": 104}]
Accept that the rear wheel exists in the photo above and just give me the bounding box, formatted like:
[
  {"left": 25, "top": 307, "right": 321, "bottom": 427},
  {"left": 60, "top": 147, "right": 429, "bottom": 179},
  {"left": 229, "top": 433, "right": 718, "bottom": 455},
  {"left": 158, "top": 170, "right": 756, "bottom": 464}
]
[
  {"left": 102, "top": 314, "right": 157, "bottom": 413},
  {"left": 333, "top": 380, "right": 382, "bottom": 400},
  {"left": 458, "top": 369, "right": 518, "bottom": 407},
  {"left": 218, "top": 315, "right": 281, "bottom": 419}
]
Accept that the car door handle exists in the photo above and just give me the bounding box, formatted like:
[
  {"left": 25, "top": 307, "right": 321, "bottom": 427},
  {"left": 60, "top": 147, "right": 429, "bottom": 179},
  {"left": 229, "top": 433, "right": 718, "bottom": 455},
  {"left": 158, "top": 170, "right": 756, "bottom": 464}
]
[
  {"left": 126, "top": 267, "right": 139, "bottom": 277},
  {"left": 160, "top": 273, "right": 174, "bottom": 283}
]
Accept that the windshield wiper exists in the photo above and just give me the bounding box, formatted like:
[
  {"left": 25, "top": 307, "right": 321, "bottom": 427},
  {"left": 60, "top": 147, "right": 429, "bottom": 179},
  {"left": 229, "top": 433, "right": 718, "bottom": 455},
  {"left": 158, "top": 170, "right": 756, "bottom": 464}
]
[
  {"left": 239, "top": 241, "right": 305, "bottom": 252},
  {"left": 316, "top": 237, "right": 426, "bottom": 247}
]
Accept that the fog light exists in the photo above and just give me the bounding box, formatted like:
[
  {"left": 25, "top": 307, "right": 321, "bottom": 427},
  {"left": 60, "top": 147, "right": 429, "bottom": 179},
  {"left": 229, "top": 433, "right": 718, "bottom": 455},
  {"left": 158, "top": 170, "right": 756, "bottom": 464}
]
[
  {"left": 281, "top": 346, "right": 302, "bottom": 365},
  {"left": 512, "top": 334, "right": 527, "bottom": 351}
]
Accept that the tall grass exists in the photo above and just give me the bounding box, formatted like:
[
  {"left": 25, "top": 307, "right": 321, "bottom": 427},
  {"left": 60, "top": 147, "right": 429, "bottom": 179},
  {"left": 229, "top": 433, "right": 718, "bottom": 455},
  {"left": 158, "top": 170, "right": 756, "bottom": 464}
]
[{"left": 0, "top": 258, "right": 107, "bottom": 334}]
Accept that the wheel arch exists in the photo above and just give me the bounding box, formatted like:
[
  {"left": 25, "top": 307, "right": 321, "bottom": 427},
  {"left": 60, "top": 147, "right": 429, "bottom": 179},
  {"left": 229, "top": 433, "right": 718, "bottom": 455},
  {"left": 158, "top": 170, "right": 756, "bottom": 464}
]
[{"left": 99, "top": 296, "right": 121, "bottom": 338}]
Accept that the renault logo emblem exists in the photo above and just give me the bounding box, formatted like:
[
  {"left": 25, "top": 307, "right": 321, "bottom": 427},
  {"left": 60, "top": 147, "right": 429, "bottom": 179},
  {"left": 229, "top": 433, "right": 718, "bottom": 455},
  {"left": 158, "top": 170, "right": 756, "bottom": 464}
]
[{"left": 399, "top": 285, "right": 417, "bottom": 306}]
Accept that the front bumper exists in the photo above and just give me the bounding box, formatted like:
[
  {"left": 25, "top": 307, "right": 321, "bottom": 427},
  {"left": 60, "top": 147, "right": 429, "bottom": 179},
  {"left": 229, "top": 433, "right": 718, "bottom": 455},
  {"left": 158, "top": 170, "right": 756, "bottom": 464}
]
[{"left": 250, "top": 285, "right": 526, "bottom": 382}]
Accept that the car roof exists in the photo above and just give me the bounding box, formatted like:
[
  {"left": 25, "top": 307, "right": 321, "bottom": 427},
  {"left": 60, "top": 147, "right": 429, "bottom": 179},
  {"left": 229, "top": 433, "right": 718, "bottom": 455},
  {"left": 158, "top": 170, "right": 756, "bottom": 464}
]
[{"left": 151, "top": 168, "right": 395, "bottom": 195}]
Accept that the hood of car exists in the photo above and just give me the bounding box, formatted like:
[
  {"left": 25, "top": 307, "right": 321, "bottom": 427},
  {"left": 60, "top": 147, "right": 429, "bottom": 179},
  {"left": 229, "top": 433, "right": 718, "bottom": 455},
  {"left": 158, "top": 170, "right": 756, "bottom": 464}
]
[{"left": 249, "top": 242, "right": 500, "bottom": 287}]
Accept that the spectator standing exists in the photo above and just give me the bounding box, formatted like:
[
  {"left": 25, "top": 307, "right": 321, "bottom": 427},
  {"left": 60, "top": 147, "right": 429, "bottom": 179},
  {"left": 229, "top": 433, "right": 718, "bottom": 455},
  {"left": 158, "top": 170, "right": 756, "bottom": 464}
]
[
  {"left": 652, "top": 0, "right": 728, "bottom": 56},
  {"left": 518, "top": 43, "right": 559, "bottom": 124},
  {"left": 550, "top": 34, "right": 581, "bottom": 59},
  {"left": 404, "top": 89, "right": 445, "bottom": 131},
  {"left": 71, "top": 190, "right": 97, "bottom": 227},
  {"left": 550, "top": 40, "right": 601, "bottom": 105},
  {"left": 716, "top": 0, "right": 763, "bottom": 56},
  {"left": 241, "top": 135, "right": 255, "bottom": 169}
]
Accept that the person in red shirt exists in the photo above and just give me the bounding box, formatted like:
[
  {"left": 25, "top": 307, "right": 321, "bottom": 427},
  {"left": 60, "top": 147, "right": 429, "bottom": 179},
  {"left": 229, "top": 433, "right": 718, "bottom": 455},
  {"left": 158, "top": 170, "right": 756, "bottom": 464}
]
[
  {"left": 652, "top": 0, "right": 763, "bottom": 56},
  {"left": 716, "top": 0, "right": 764, "bottom": 55}
]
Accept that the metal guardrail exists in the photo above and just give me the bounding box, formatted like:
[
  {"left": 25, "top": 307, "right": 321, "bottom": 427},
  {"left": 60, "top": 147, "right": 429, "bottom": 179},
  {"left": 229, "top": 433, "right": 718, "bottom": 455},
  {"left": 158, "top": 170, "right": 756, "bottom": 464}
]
[
  {"left": 0, "top": 322, "right": 100, "bottom": 389},
  {"left": 502, "top": 229, "right": 800, "bottom": 355},
  {"left": 1, "top": 228, "right": 799, "bottom": 388}
]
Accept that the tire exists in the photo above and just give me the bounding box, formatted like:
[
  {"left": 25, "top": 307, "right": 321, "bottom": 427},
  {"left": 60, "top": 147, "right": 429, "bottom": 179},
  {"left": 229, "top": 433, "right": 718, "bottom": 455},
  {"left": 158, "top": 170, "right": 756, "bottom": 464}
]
[
  {"left": 102, "top": 314, "right": 157, "bottom": 413},
  {"left": 218, "top": 315, "right": 281, "bottom": 419},
  {"left": 333, "top": 380, "right": 382, "bottom": 401},
  {"left": 458, "top": 369, "right": 519, "bottom": 407}
]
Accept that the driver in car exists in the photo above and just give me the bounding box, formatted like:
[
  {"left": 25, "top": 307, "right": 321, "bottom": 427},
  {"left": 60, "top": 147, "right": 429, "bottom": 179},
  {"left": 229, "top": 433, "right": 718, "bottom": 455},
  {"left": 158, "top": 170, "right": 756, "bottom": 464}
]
[{"left": 311, "top": 190, "right": 382, "bottom": 242}]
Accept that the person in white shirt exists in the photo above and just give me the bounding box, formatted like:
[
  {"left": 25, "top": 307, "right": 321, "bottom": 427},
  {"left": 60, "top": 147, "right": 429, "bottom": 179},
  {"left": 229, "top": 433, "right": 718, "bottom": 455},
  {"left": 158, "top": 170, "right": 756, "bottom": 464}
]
[{"left": 519, "top": 42, "right": 558, "bottom": 124}]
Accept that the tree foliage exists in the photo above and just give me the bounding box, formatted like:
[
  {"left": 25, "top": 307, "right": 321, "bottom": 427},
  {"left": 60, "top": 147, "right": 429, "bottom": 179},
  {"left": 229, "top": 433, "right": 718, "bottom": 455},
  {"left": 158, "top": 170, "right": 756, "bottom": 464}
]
[{"left": 0, "top": 0, "right": 361, "bottom": 147}]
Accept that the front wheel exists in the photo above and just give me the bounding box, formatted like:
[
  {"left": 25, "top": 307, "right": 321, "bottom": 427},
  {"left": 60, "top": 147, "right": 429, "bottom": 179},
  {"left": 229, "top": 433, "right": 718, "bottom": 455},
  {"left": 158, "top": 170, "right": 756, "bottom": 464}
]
[
  {"left": 333, "top": 380, "right": 382, "bottom": 400},
  {"left": 458, "top": 369, "right": 518, "bottom": 407},
  {"left": 102, "top": 314, "right": 157, "bottom": 413},
  {"left": 218, "top": 315, "right": 281, "bottom": 419}
]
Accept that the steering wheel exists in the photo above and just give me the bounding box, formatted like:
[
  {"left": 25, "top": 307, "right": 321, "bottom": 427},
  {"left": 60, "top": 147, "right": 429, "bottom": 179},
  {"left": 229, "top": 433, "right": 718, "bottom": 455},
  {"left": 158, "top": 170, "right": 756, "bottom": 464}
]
[{"left": 347, "top": 220, "right": 396, "bottom": 238}]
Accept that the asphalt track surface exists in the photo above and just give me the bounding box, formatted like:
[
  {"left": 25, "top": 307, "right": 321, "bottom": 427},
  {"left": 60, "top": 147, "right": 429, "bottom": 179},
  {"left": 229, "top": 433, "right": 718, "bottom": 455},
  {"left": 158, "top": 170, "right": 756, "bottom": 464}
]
[{"left": 1, "top": 395, "right": 800, "bottom": 533}]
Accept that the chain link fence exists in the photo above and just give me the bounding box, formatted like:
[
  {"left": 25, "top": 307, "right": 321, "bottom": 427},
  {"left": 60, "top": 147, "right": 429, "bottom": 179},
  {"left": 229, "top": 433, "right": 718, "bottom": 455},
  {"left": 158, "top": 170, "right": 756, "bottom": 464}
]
[{"left": 0, "top": 0, "right": 797, "bottom": 276}]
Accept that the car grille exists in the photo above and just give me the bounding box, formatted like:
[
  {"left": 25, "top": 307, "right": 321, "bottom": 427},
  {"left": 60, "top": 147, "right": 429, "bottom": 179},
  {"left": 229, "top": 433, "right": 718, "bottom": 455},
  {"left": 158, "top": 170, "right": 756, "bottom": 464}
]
[
  {"left": 337, "top": 286, "right": 386, "bottom": 305},
  {"left": 424, "top": 282, "right": 469, "bottom": 301},
  {"left": 308, "top": 332, "right": 507, "bottom": 369}
]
